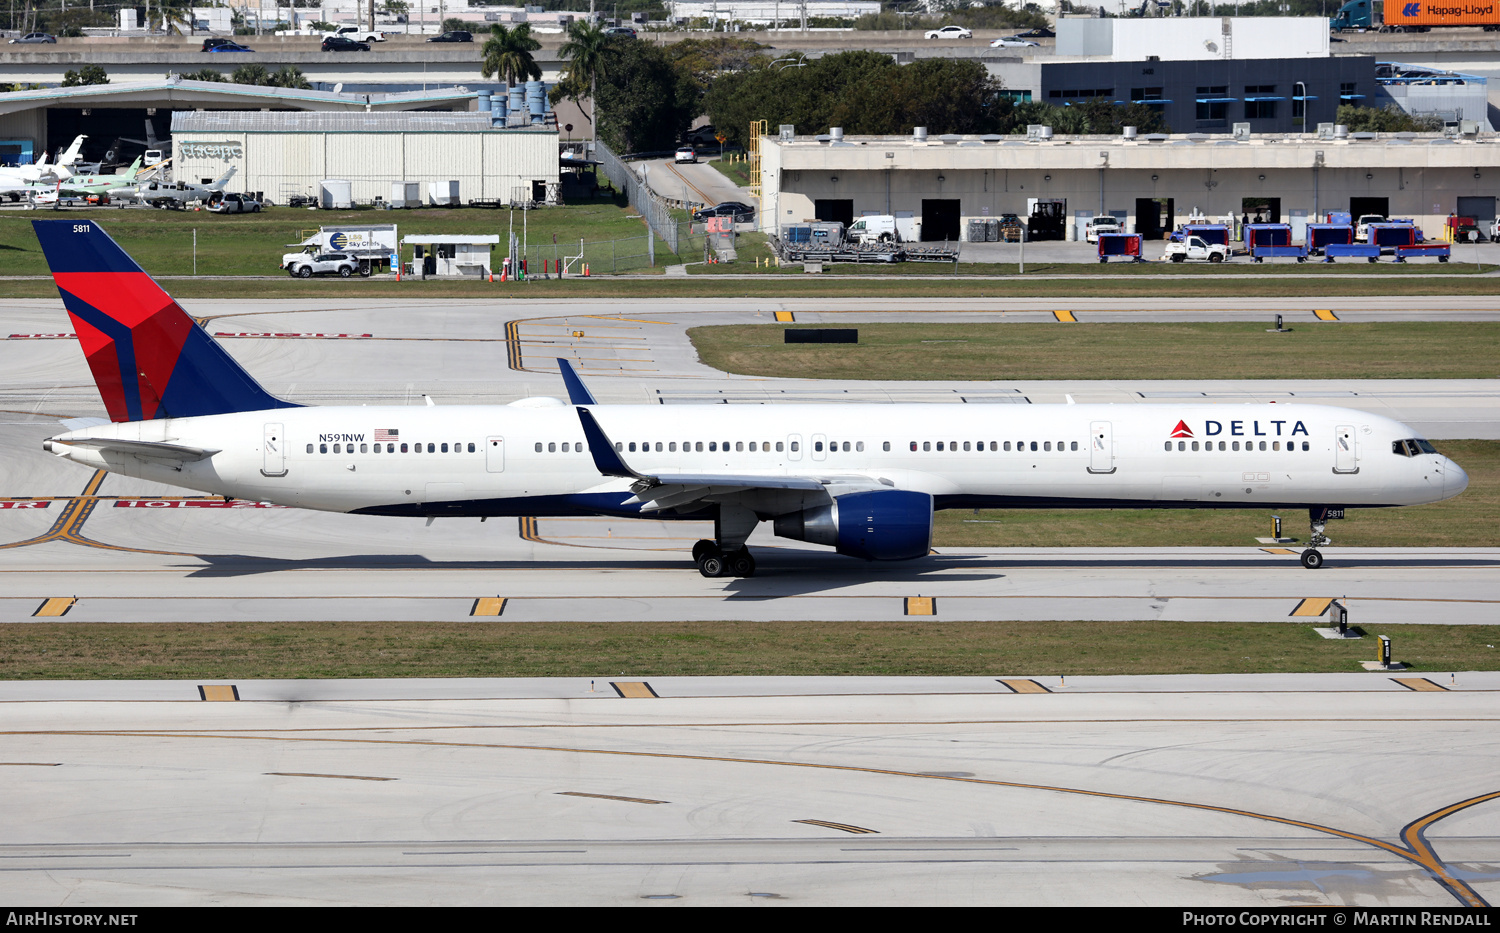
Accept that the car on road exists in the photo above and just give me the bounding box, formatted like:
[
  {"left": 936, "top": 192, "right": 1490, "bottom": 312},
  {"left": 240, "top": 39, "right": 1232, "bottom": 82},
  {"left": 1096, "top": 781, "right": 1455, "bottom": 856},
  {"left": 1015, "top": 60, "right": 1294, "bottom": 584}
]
[
  {"left": 990, "top": 36, "right": 1039, "bottom": 47},
  {"left": 10, "top": 32, "right": 55, "bottom": 43},
  {"left": 693, "top": 201, "right": 755, "bottom": 223},
  {"left": 205, "top": 41, "right": 254, "bottom": 52},
  {"left": 427, "top": 31, "right": 472, "bottom": 42},
  {"left": 201, "top": 37, "right": 238, "bottom": 51},
  {"left": 1013, "top": 27, "right": 1055, "bottom": 38},
  {"left": 674, "top": 145, "right": 697, "bottom": 164},
  {"left": 321, "top": 36, "right": 370, "bottom": 52},
  {"left": 686, "top": 124, "right": 718, "bottom": 146},
  {"left": 209, "top": 192, "right": 263, "bottom": 214},
  {"left": 603, "top": 26, "right": 637, "bottom": 37},
  {"left": 323, "top": 25, "right": 385, "bottom": 42},
  {"left": 284, "top": 251, "right": 360, "bottom": 278},
  {"left": 924, "top": 24, "right": 972, "bottom": 39}
]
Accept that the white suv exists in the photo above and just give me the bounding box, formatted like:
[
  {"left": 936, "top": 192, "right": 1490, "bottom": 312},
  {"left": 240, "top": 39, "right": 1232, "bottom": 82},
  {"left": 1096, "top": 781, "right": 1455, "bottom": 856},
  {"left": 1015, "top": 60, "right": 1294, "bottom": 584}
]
[
  {"left": 284, "top": 251, "right": 359, "bottom": 278},
  {"left": 674, "top": 146, "right": 697, "bottom": 164}
]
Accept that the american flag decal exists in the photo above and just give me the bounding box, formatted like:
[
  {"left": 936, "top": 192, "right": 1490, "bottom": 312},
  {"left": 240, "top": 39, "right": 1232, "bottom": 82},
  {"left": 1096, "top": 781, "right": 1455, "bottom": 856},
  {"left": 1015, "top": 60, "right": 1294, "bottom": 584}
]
[{"left": 374, "top": 428, "right": 399, "bottom": 441}]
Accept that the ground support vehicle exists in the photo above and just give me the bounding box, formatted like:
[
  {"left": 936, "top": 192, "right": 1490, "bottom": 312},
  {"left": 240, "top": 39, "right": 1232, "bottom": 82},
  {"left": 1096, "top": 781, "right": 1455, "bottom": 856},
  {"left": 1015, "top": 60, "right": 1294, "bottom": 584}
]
[
  {"left": 1323, "top": 243, "right": 1381, "bottom": 262},
  {"left": 901, "top": 243, "right": 961, "bottom": 262},
  {"left": 1084, "top": 217, "right": 1121, "bottom": 243},
  {"left": 1445, "top": 215, "right": 1484, "bottom": 242},
  {"left": 1027, "top": 200, "right": 1066, "bottom": 241},
  {"left": 1395, "top": 244, "right": 1450, "bottom": 262},
  {"left": 1243, "top": 223, "right": 1293, "bottom": 250},
  {"left": 1163, "top": 236, "right": 1229, "bottom": 262},
  {"left": 1097, "top": 233, "right": 1144, "bottom": 262},
  {"left": 1252, "top": 244, "right": 1308, "bottom": 262},
  {"left": 769, "top": 236, "right": 899, "bottom": 263},
  {"left": 283, "top": 225, "right": 396, "bottom": 276},
  {"left": 847, "top": 215, "right": 914, "bottom": 245},
  {"left": 1306, "top": 223, "right": 1354, "bottom": 255},
  {"left": 780, "top": 223, "right": 844, "bottom": 249},
  {"left": 283, "top": 252, "right": 359, "bottom": 277}
]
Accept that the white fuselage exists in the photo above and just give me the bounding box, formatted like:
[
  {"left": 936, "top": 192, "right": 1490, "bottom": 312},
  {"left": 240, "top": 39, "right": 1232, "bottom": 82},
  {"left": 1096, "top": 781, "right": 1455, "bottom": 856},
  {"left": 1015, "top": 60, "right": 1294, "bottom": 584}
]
[{"left": 47, "top": 401, "right": 1468, "bottom": 518}]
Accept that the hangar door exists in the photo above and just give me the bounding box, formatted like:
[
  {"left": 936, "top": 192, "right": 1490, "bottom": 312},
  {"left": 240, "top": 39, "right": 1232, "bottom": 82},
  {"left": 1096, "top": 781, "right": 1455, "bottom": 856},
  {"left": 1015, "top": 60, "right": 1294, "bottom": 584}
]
[
  {"left": 1135, "top": 198, "right": 1174, "bottom": 240},
  {"left": 814, "top": 199, "right": 854, "bottom": 228},
  {"left": 921, "top": 199, "right": 961, "bottom": 242},
  {"left": 1457, "top": 196, "right": 1495, "bottom": 227}
]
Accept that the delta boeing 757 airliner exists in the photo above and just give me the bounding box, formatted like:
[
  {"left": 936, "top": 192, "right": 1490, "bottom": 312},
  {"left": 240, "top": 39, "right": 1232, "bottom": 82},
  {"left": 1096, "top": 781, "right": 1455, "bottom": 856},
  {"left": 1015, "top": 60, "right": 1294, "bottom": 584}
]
[{"left": 33, "top": 220, "right": 1468, "bottom": 576}]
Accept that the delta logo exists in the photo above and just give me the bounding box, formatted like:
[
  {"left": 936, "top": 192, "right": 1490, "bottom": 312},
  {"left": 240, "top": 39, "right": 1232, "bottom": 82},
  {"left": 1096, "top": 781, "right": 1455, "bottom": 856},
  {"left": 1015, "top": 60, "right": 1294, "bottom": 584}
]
[{"left": 1169, "top": 418, "right": 1311, "bottom": 438}]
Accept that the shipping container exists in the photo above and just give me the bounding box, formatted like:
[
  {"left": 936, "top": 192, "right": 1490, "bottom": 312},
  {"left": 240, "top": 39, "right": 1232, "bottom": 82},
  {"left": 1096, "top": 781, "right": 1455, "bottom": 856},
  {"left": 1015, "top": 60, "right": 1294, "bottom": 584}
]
[{"left": 1331, "top": 0, "right": 1500, "bottom": 32}]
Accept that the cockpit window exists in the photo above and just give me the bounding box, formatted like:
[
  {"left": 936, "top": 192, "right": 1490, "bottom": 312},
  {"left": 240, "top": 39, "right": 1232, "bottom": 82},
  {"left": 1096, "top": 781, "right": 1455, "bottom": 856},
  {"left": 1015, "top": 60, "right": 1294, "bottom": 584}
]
[{"left": 1393, "top": 438, "right": 1439, "bottom": 457}]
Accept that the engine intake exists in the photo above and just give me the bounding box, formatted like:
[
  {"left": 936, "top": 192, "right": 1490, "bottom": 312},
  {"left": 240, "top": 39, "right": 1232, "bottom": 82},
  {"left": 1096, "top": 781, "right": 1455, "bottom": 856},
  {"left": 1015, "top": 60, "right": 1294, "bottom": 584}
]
[{"left": 774, "top": 489, "right": 933, "bottom": 561}]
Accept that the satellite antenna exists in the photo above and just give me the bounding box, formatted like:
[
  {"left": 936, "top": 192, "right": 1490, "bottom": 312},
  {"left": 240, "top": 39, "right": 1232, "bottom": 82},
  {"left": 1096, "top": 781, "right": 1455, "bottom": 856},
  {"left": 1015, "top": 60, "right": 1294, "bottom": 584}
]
[{"left": 333, "top": 82, "right": 344, "bottom": 94}]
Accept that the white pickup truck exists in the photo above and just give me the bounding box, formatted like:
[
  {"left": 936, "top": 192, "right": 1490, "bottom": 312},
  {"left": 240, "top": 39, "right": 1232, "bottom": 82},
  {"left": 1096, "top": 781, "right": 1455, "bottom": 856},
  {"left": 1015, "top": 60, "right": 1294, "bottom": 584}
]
[
  {"left": 1162, "top": 236, "right": 1230, "bottom": 263},
  {"left": 322, "top": 25, "right": 386, "bottom": 42}
]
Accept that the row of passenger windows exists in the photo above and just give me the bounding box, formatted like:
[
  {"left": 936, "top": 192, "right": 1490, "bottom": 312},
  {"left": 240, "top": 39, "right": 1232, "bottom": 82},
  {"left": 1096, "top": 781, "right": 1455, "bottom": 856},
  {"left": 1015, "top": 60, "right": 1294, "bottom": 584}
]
[
  {"left": 1168, "top": 440, "right": 1308, "bottom": 452},
  {"left": 913, "top": 440, "right": 1077, "bottom": 452},
  {"left": 310, "top": 442, "right": 475, "bottom": 454}
]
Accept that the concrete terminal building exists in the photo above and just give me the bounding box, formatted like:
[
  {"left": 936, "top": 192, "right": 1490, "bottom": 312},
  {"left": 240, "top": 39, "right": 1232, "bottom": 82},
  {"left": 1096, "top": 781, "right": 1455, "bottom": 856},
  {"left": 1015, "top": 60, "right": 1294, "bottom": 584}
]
[{"left": 757, "top": 126, "right": 1500, "bottom": 241}]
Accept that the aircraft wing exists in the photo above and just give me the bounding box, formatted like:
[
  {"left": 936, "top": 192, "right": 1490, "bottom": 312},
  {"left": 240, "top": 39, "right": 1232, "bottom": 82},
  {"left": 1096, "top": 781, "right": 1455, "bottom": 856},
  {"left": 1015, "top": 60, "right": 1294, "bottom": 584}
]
[
  {"left": 44, "top": 436, "right": 220, "bottom": 463},
  {"left": 576, "top": 407, "right": 890, "bottom": 515}
]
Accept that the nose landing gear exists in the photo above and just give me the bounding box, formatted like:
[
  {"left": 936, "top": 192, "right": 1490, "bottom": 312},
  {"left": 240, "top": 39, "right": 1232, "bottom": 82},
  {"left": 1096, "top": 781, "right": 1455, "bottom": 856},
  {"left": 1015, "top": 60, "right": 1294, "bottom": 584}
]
[{"left": 1301, "top": 509, "right": 1334, "bottom": 569}]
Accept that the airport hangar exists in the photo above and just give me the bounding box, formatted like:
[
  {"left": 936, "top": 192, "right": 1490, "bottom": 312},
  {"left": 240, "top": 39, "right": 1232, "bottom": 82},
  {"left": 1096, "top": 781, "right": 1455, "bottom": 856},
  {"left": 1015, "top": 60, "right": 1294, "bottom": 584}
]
[
  {"left": 756, "top": 126, "right": 1500, "bottom": 243},
  {"left": 0, "top": 80, "right": 560, "bottom": 205}
]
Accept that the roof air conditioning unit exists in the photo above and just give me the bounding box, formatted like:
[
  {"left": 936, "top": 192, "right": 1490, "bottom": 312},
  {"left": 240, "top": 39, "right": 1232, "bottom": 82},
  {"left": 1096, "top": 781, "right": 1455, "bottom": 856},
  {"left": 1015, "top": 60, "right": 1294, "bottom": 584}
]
[
  {"left": 779, "top": 124, "right": 795, "bottom": 141},
  {"left": 913, "top": 126, "right": 929, "bottom": 142},
  {"left": 1334, "top": 124, "right": 1349, "bottom": 138},
  {"left": 1122, "top": 125, "right": 1137, "bottom": 139},
  {"left": 1316, "top": 122, "right": 1335, "bottom": 139},
  {"left": 1232, "top": 122, "right": 1251, "bottom": 140}
]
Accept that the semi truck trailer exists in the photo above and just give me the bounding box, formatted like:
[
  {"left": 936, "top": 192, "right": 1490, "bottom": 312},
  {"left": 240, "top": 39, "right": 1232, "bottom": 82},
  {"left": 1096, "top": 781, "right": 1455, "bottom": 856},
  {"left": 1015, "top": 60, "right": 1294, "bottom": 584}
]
[{"left": 1331, "top": 0, "right": 1500, "bottom": 32}]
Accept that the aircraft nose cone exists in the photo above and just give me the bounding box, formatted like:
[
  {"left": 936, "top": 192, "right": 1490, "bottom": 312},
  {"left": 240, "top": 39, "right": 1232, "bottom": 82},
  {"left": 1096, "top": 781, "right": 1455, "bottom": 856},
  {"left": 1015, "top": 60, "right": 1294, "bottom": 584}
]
[{"left": 1445, "top": 458, "right": 1469, "bottom": 498}]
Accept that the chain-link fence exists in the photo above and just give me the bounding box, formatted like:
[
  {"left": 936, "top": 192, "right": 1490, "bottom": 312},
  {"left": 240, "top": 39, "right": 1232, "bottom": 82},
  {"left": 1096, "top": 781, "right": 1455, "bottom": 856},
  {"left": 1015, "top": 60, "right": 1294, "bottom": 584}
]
[
  {"left": 592, "top": 138, "right": 680, "bottom": 254},
  {"left": 518, "top": 234, "right": 659, "bottom": 275}
]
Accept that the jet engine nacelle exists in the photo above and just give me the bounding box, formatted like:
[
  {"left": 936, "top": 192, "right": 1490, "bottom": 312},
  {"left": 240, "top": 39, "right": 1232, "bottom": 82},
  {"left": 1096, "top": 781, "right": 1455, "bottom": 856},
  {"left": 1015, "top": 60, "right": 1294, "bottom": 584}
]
[{"left": 773, "top": 489, "right": 933, "bottom": 561}]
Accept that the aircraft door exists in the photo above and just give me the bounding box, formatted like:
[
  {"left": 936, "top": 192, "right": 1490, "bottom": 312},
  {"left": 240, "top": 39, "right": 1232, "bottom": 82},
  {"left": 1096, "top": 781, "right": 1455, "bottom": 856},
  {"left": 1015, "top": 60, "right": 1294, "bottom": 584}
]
[
  {"left": 1334, "top": 424, "right": 1358, "bottom": 473},
  {"left": 811, "top": 433, "right": 828, "bottom": 461},
  {"left": 486, "top": 436, "right": 505, "bottom": 472},
  {"left": 261, "top": 423, "right": 286, "bottom": 477},
  {"left": 787, "top": 434, "right": 803, "bottom": 461},
  {"left": 1088, "top": 421, "right": 1115, "bottom": 474}
]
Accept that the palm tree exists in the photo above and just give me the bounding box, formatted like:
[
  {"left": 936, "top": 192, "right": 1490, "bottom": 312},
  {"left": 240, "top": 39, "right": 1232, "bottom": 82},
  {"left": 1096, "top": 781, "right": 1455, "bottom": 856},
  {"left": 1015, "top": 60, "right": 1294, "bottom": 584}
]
[
  {"left": 481, "top": 23, "right": 542, "bottom": 86},
  {"left": 558, "top": 20, "right": 613, "bottom": 143}
]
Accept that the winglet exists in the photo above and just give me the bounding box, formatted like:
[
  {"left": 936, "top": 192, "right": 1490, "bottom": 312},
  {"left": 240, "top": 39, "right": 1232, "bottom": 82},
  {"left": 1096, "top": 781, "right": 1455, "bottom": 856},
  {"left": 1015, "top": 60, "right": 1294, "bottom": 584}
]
[
  {"left": 556, "top": 358, "right": 598, "bottom": 405},
  {"left": 576, "top": 407, "right": 643, "bottom": 479}
]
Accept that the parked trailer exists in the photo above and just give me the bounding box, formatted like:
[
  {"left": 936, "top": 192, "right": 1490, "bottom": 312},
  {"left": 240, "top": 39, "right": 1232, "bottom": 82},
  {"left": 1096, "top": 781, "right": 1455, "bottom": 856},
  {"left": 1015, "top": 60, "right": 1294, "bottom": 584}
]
[
  {"left": 768, "top": 236, "right": 899, "bottom": 264},
  {"left": 1306, "top": 223, "right": 1354, "bottom": 255},
  {"left": 1178, "top": 223, "right": 1230, "bottom": 246},
  {"left": 1369, "top": 222, "right": 1419, "bottom": 249},
  {"left": 1324, "top": 243, "right": 1382, "bottom": 263},
  {"left": 1243, "top": 223, "right": 1293, "bottom": 250},
  {"left": 1253, "top": 244, "right": 1308, "bottom": 263},
  {"left": 1396, "top": 244, "right": 1451, "bottom": 262},
  {"left": 1097, "top": 233, "right": 1145, "bottom": 262}
]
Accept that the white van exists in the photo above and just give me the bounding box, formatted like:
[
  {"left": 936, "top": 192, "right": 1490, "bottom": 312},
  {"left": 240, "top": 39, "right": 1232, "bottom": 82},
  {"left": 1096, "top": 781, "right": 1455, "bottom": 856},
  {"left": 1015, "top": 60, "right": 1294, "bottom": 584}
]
[{"left": 847, "top": 215, "right": 899, "bottom": 245}]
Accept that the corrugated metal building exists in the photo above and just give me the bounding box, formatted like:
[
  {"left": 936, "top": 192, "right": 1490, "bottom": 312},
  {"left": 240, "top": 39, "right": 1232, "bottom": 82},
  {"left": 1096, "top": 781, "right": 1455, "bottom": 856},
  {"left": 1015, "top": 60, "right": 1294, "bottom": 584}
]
[{"left": 170, "top": 111, "right": 559, "bottom": 206}]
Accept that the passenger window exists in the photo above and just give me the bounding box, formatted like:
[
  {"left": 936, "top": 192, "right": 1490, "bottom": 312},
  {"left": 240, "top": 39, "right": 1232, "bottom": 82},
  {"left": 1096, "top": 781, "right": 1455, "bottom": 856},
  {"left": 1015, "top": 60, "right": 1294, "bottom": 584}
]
[
  {"left": 1218, "top": 441, "right": 1225, "bottom": 451},
  {"left": 319, "top": 443, "right": 328, "bottom": 454},
  {"left": 814, "top": 441, "right": 823, "bottom": 452},
  {"left": 1273, "top": 441, "right": 1280, "bottom": 451},
  {"left": 709, "top": 442, "right": 717, "bottom": 452},
  {"left": 963, "top": 442, "right": 971, "bottom": 451},
  {"left": 400, "top": 443, "right": 408, "bottom": 453},
  {"left": 1006, "top": 442, "right": 1012, "bottom": 451},
  {"left": 697, "top": 442, "right": 704, "bottom": 452},
  {"left": 990, "top": 442, "right": 997, "bottom": 451},
  {"left": 1031, "top": 442, "right": 1038, "bottom": 452},
  {"left": 427, "top": 443, "right": 435, "bottom": 453},
  {"left": 614, "top": 442, "right": 622, "bottom": 452},
  {"left": 776, "top": 442, "right": 784, "bottom": 452},
  {"left": 445, "top": 443, "right": 452, "bottom": 453},
  {"left": 334, "top": 443, "right": 342, "bottom": 454},
  {"left": 1070, "top": 441, "right": 1078, "bottom": 452},
  {"left": 1302, "top": 441, "right": 1310, "bottom": 451},
  {"left": 670, "top": 442, "right": 677, "bottom": 452},
  {"left": 950, "top": 441, "right": 957, "bottom": 452},
  {"left": 360, "top": 443, "right": 367, "bottom": 453},
  {"left": 468, "top": 443, "right": 475, "bottom": 453},
  {"left": 1046, "top": 442, "right": 1053, "bottom": 452},
  {"left": 790, "top": 441, "right": 798, "bottom": 451},
  {"left": 1177, "top": 441, "right": 1185, "bottom": 451},
  {"left": 1259, "top": 441, "right": 1267, "bottom": 451},
  {"left": 654, "top": 442, "right": 661, "bottom": 452},
  {"left": 857, "top": 441, "right": 864, "bottom": 452},
  {"left": 736, "top": 442, "right": 744, "bottom": 452},
  {"left": 749, "top": 442, "right": 757, "bottom": 452},
  {"left": 306, "top": 444, "right": 314, "bottom": 454},
  {"left": 628, "top": 442, "right": 636, "bottom": 452},
  {"left": 1163, "top": 441, "right": 1171, "bottom": 451},
  {"left": 923, "top": 442, "right": 930, "bottom": 451}
]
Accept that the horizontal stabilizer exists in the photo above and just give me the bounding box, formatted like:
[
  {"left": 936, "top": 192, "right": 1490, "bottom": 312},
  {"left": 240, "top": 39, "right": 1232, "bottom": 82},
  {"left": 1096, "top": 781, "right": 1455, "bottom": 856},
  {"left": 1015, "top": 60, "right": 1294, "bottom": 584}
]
[{"left": 45, "top": 436, "right": 220, "bottom": 462}]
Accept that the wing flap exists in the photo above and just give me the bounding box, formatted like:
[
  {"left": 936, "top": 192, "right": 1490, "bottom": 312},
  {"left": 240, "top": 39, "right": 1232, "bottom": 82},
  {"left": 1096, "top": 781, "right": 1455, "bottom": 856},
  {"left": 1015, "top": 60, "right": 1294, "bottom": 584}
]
[{"left": 46, "top": 436, "right": 220, "bottom": 462}]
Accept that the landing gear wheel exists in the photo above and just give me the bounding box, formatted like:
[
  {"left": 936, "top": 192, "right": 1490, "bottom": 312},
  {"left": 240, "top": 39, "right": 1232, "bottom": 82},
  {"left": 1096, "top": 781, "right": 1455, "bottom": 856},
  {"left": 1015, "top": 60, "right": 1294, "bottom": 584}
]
[
  {"left": 692, "top": 539, "right": 717, "bottom": 563},
  {"left": 1301, "top": 549, "right": 1324, "bottom": 569},
  {"left": 728, "top": 548, "right": 756, "bottom": 578},
  {"left": 697, "top": 552, "right": 727, "bottom": 578}
]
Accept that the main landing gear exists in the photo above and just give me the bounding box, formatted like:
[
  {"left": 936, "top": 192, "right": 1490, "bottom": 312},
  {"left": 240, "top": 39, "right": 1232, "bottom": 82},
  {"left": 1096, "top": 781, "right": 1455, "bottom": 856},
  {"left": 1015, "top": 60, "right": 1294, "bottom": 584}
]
[
  {"left": 693, "top": 540, "right": 756, "bottom": 578},
  {"left": 1301, "top": 510, "right": 1332, "bottom": 570}
]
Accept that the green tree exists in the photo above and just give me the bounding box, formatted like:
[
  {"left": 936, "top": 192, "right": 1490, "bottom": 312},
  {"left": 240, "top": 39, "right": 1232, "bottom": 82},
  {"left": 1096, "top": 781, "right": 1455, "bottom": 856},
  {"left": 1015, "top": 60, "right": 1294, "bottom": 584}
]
[
  {"left": 270, "top": 65, "right": 312, "bottom": 89},
  {"left": 61, "top": 65, "right": 109, "bottom": 87},
  {"left": 593, "top": 39, "right": 697, "bottom": 154},
  {"left": 231, "top": 64, "right": 271, "bottom": 86},
  {"left": 152, "top": 0, "right": 196, "bottom": 35},
  {"left": 554, "top": 20, "right": 615, "bottom": 141},
  {"left": 481, "top": 23, "right": 542, "bottom": 85},
  {"left": 181, "top": 68, "right": 227, "bottom": 82},
  {"left": 1336, "top": 103, "right": 1441, "bottom": 132}
]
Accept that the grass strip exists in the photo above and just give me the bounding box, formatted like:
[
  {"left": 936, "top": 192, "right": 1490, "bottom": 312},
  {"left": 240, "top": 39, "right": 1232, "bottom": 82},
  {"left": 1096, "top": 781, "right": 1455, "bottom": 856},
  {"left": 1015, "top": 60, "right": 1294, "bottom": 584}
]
[
  {"left": 690, "top": 322, "right": 1500, "bottom": 381},
  {"left": 2, "top": 620, "right": 1495, "bottom": 679}
]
